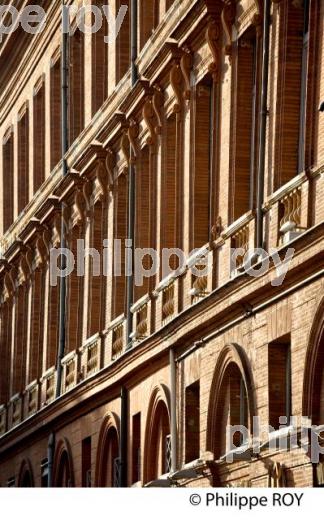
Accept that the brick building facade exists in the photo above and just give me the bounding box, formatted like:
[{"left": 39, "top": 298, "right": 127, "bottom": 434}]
[{"left": 0, "top": 0, "right": 324, "bottom": 488}]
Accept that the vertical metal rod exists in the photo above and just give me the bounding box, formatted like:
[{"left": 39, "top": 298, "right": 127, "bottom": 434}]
[
  {"left": 126, "top": 0, "right": 138, "bottom": 347},
  {"left": 56, "top": 1, "right": 69, "bottom": 399},
  {"left": 256, "top": 0, "right": 270, "bottom": 250},
  {"left": 131, "top": 0, "right": 138, "bottom": 86},
  {"left": 121, "top": 0, "right": 138, "bottom": 488},
  {"left": 170, "top": 348, "right": 177, "bottom": 473}
]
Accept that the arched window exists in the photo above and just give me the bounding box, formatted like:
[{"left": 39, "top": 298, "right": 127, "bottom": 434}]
[
  {"left": 303, "top": 299, "right": 324, "bottom": 426},
  {"left": 302, "top": 299, "right": 324, "bottom": 487},
  {"left": 207, "top": 344, "right": 254, "bottom": 463},
  {"left": 56, "top": 451, "right": 73, "bottom": 487},
  {"left": 18, "top": 460, "right": 34, "bottom": 488},
  {"left": 96, "top": 415, "right": 120, "bottom": 487},
  {"left": 144, "top": 389, "right": 171, "bottom": 484},
  {"left": 54, "top": 441, "right": 75, "bottom": 487}
]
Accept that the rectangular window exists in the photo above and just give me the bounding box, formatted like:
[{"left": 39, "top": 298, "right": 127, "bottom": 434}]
[
  {"left": 268, "top": 336, "right": 292, "bottom": 430},
  {"left": 161, "top": 113, "right": 179, "bottom": 272},
  {"left": 2, "top": 129, "right": 14, "bottom": 232},
  {"left": 135, "top": 146, "right": 151, "bottom": 301},
  {"left": 185, "top": 381, "right": 200, "bottom": 463},
  {"left": 298, "top": 0, "right": 310, "bottom": 174},
  {"left": 192, "top": 79, "right": 212, "bottom": 248},
  {"left": 33, "top": 79, "right": 45, "bottom": 193},
  {"left": 50, "top": 56, "right": 62, "bottom": 170},
  {"left": 275, "top": 2, "right": 305, "bottom": 187},
  {"left": 132, "top": 413, "right": 141, "bottom": 484},
  {"left": 112, "top": 174, "right": 127, "bottom": 319},
  {"left": 232, "top": 29, "right": 258, "bottom": 221},
  {"left": 17, "top": 106, "right": 29, "bottom": 214},
  {"left": 92, "top": 1, "right": 108, "bottom": 116},
  {"left": 115, "top": 0, "right": 130, "bottom": 84},
  {"left": 82, "top": 436, "right": 92, "bottom": 487},
  {"left": 69, "top": 29, "right": 84, "bottom": 143}
]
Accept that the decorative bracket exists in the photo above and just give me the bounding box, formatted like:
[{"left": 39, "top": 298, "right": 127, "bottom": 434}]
[
  {"left": 180, "top": 46, "right": 193, "bottom": 101},
  {"left": 221, "top": 0, "right": 236, "bottom": 62},
  {"left": 105, "top": 146, "right": 116, "bottom": 189},
  {"left": 143, "top": 97, "right": 156, "bottom": 146},
  {"left": 152, "top": 84, "right": 164, "bottom": 135},
  {"left": 127, "top": 119, "right": 139, "bottom": 162},
  {"left": 120, "top": 131, "right": 130, "bottom": 175},
  {"left": 170, "top": 61, "right": 183, "bottom": 113},
  {"left": 206, "top": 17, "right": 222, "bottom": 81}
]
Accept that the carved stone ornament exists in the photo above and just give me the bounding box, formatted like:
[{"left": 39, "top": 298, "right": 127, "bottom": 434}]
[
  {"left": 152, "top": 85, "right": 164, "bottom": 135},
  {"left": 105, "top": 146, "right": 116, "bottom": 189},
  {"left": 211, "top": 216, "right": 223, "bottom": 241},
  {"left": 221, "top": 0, "right": 236, "bottom": 62},
  {"left": 83, "top": 180, "right": 93, "bottom": 212},
  {"left": 19, "top": 248, "right": 33, "bottom": 282},
  {"left": 95, "top": 158, "right": 109, "bottom": 201},
  {"left": 120, "top": 131, "right": 130, "bottom": 173},
  {"left": 73, "top": 189, "right": 86, "bottom": 227},
  {"left": 206, "top": 17, "right": 221, "bottom": 81},
  {"left": 4, "top": 268, "right": 15, "bottom": 298},
  {"left": 180, "top": 46, "right": 193, "bottom": 101},
  {"left": 127, "top": 119, "right": 139, "bottom": 162},
  {"left": 170, "top": 61, "right": 183, "bottom": 113},
  {"left": 143, "top": 97, "right": 156, "bottom": 146}
]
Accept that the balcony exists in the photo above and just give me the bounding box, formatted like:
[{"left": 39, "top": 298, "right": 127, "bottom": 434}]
[
  {"left": 61, "top": 352, "right": 78, "bottom": 393},
  {"left": 187, "top": 244, "right": 213, "bottom": 303},
  {"left": 109, "top": 315, "right": 126, "bottom": 361},
  {"left": 278, "top": 186, "right": 304, "bottom": 245},
  {"left": 162, "top": 282, "right": 176, "bottom": 324},
  {"left": 9, "top": 394, "right": 22, "bottom": 428},
  {"left": 131, "top": 295, "right": 152, "bottom": 344},
  {"left": 264, "top": 172, "right": 310, "bottom": 249},
  {"left": 41, "top": 367, "right": 56, "bottom": 406},
  {"left": 24, "top": 381, "right": 39, "bottom": 418},
  {"left": 80, "top": 334, "right": 101, "bottom": 380}
]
